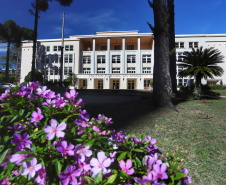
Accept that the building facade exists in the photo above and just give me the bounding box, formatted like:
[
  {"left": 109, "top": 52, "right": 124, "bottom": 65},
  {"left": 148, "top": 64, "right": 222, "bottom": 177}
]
[{"left": 20, "top": 31, "right": 226, "bottom": 89}]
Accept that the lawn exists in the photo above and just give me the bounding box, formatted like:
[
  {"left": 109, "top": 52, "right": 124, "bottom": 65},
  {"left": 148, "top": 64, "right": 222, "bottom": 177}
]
[{"left": 85, "top": 96, "right": 226, "bottom": 185}]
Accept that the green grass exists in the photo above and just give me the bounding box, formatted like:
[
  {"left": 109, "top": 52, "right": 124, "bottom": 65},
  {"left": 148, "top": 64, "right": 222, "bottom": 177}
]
[
  {"left": 85, "top": 98, "right": 226, "bottom": 185},
  {"left": 212, "top": 90, "right": 226, "bottom": 96}
]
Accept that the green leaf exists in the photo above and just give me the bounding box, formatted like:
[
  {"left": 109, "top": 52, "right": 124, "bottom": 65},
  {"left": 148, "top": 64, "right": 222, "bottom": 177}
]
[
  {"left": 135, "top": 157, "right": 141, "bottom": 167},
  {"left": 174, "top": 172, "right": 185, "bottom": 180},
  {"left": 10, "top": 115, "right": 18, "bottom": 123},
  {"left": 25, "top": 111, "right": 31, "bottom": 118},
  {"left": 29, "top": 130, "right": 43, "bottom": 138},
  {"left": 94, "top": 172, "right": 102, "bottom": 184},
  {"left": 71, "top": 127, "right": 76, "bottom": 134},
  {"left": 0, "top": 115, "right": 6, "bottom": 122},
  {"left": 107, "top": 174, "right": 117, "bottom": 184},
  {"left": 16, "top": 151, "right": 31, "bottom": 154},
  {"left": 19, "top": 109, "right": 25, "bottom": 116},
  {"left": 86, "top": 139, "right": 95, "bottom": 147},
  {"left": 0, "top": 148, "right": 10, "bottom": 164},
  {"left": 4, "top": 135, "right": 10, "bottom": 142},
  {"left": 55, "top": 160, "right": 62, "bottom": 175},
  {"left": 117, "top": 152, "right": 127, "bottom": 161},
  {"left": 133, "top": 148, "right": 144, "bottom": 152}
]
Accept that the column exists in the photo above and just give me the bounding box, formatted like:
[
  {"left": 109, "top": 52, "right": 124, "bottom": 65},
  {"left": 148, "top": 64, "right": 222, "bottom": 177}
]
[
  {"left": 106, "top": 38, "right": 110, "bottom": 73},
  {"left": 122, "top": 37, "right": 125, "bottom": 73},
  {"left": 48, "top": 54, "right": 51, "bottom": 81},
  {"left": 137, "top": 37, "right": 141, "bottom": 73},
  {"left": 91, "top": 38, "right": 95, "bottom": 74}
]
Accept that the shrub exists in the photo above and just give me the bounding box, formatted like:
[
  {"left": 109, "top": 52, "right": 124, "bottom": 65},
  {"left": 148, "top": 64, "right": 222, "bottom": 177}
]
[
  {"left": 24, "top": 69, "right": 43, "bottom": 84},
  {"left": 0, "top": 82, "right": 192, "bottom": 185},
  {"left": 208, "top": 84, "right": 226, "bottom": 90}
]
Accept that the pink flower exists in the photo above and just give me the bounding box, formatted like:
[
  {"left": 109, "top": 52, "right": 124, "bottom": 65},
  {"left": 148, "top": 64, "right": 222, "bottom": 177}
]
[
  {"left": 35, "top": 166, "right": 46, "bottom": 185},
  {"left": 153, "top": 163, "right": 168, "bottom": 180},
  {"left": 56, "top": 141, "right": 74, "bottom": 157},
  {"left": 36, "top": 86, "right": 50, "bottom": 96},
  {"left": 10, "top": 153, "right": 32, "bottom": 165},
  {"left": 43, "top": 119, "right": 66, "bottom": 140},
  {"left": 75, "top": 144, "right": 92, "bottom": 162},
  {"left": 119, "top": 159, "right": 134, "bottom": 175},
  {"left": 21, "top": 158, "right": 42, "bottom": 178},
  {"left": 30, "top": 107, "right": 44, "bottom": 124},
  {"left": 65, "top": 89, "right": 78, "bottom": 101},
  {"left": 90, "top": 151, "right": 112, "bottom": 177},
  {"left": 58, "top": 166, "right": 81, "bottom": 185}
]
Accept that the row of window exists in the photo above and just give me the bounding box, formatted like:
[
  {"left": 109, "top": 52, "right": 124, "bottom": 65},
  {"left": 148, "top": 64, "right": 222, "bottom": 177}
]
[
  {"left": 42, "top": 45, "right": 74, "bottom": 52},
  {"left": 83, "top": 55, "right": 151, "bottom": 64},
  {"left": 41, "top": 54, "right": 73, "bottom": 64},
  {"left": 94, "top": 79, "right": 151, "bottom": 89},
  {"left": 175, "top": 42, "right": 199, "bottom": 49},
  {"left": 41, "top": 67, "right": 72, "bottom": 76},
  {"left": 82, "top": 67, "right": 152, "bottom": 74},
  {"left": 99, "top": 44, "right": 135, "bottom": 51}
]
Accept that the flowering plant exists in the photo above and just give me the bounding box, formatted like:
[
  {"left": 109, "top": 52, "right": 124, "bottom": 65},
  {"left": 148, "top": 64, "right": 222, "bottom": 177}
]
[{"left": 0, "top": 82, "right": 192, "bottom": 185}]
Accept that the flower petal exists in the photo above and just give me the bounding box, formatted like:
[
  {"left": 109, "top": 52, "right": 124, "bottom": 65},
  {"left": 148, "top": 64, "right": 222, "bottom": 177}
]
[
  {"left": 103, "top": 158, "right": 111, "bottom": 168},
  {"left": 119, "top": 160, "right": 126, "bottom": 170},
  {"left": 126, "top": 159, "right": 132, "bottom": 169},
  {"left": 57, "top": 122, "right": 67, "bottom": 131},
  {"left": 56, "top": 130, "right": 65, "bottom": 138},
  {"left": 50, "top": 119, "right": 57, "bottom": 128},
  {"left": 61, "top": 141, "right": 67, "bottom": 149},
  {"left": 160, "top": 163, "right": 167, "bottom": 173},
  {"left": 21, "top": 168, "right": 30, "bottom": 176},
  {"left": 97, "top": 151, "right": 106, "bottom": 163},
  {"left": 90, "top": 158, "right": 99, "bottom": 167},
  {"left": 43, "top": 126, "right": 53, "bottom": 133}
]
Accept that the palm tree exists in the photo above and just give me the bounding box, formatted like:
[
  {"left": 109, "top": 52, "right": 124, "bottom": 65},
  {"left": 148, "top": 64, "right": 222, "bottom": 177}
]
[
  {"left": 178, "top": 47, "right": 224, "bottom": 87},
  {"left": 0, "top": 20, "right": 33, "bottom": 82},
  {"left": 30, "top": 0, "right": 73, "bottom": 82}
]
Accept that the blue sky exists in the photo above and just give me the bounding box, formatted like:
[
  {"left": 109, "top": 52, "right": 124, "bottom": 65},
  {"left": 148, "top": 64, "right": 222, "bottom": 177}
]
[{"left": 0, "top": 0, "right": 226, "bottom": 57}]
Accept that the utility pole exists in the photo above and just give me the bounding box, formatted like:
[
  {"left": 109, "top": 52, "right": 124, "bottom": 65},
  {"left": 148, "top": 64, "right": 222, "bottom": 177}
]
[{"left": 60, "top": 12, "right": 65, "bottom": 86}]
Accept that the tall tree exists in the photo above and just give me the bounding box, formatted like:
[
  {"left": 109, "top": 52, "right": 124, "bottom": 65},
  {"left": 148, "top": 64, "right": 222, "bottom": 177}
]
[
  {"left": 148, "top": 0, "right": 174, "bottom": 108},
  {"left": 179, "top": 47, "right": 224, "bottom": 87},
  {"left": 0, "top": 46, "right": 20, "bottom": 68},
  {"left": 167, "top": 0, "right": 177, "bottom": 93},
  {"left": 0, "top": 20, "right": 33, "bottom": 82},
  {"left": 30, "top": 0, "right": 73, "bottom": 82}
]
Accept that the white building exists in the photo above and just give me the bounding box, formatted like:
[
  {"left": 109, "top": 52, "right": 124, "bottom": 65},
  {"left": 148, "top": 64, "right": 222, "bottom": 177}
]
[{"left": 20, "top": 31, "right": 226, "bottom": 89}]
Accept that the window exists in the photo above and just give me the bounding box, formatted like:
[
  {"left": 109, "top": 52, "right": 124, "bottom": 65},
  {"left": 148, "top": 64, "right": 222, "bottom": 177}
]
[
  {"left": 64, "top": 67, "right": 72, "bottom": 76},
  {"left": 177, "top": 52, "right": 185, "bottom": 61},
  {"left": 113, "top": 80, "right": 119, "bottom": 89},
  {"left": 83, "top": 68, "right": 91, "bottom": 74},
  {"left": 50, "top": 68, "right": 54, "bottom": 75},
  {"left": 100, "top": 45, "right": 107, "bottom": 50},
  {"left": 189, "top": 42, "right": 198, "bottom": 48},
  {"left": 54, "top": 67, "right": 59, "bottom": 75},
  {"left": 83, "top": 56, "right": 91, "bottom": 64},
  {"left": 142, "top": 55, "right": 151, "bottom": 63},
  {"left": 114, "top": 45, "right": 121, "bottom": 50},
  {"left": 97, "top": 68, "right": 105, "bottom": 73},
  {"left": 51, "top": 55, "right": 55, "bottom": 63},
  {"left": 143, "top": 67, "right": 151, "bottom": 73},
  {"left": 127, "top": 55, "right": 136, "bottom": 63},
  {"left": 65, "top": 45, "right": 73, "bottom": 51},
  {"left": 53, "top": 46, "right": 61, "bottom": 51},
  {"left": 127, "top": 67, "right": 136, "bottom": 73},
  {"left": 144, "top": 80, "right": 151, "bottom": 88},
  {"left": 128, "top": 80, "right": 135, "bottom": 89},
  {"left": 97, "top": 55, "right": 105, "bottom": 64},
  {"left": 64, "top": 54, "right": 73, "bottom": 63},
  {"left": 175, "top": 42, "right": 184, "bottom": 48},
  {"left": 127, "top": 45, "right": 134, "bottom": 50},
  {"left": 98, "top": 80, "right": 103, "bottom": 89},
  {"left": 112, "top": 55, "right": 120, "bottom": 63},
  {"left": 82, "top": 80, "right": 87, "bottom": 87},
  {"left": 46, "top": 46, "right": 50, "bottom": 52},
  {"left": 112, "top": 68, "right": 120, "bottom": 73}
]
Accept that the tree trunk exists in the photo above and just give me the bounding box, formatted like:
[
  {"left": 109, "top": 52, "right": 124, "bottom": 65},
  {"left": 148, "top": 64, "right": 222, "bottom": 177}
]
[
  {"left": 153, "top": 0, "right": 173, "bottom": 108},
  {"left": 31, "top": 0, "right": 39, "bottom": 82},
  {"left": 167, "top": 0, "right": 177, "bottom": 93},
  {"left": 5, "top": 42, "right": 10, "bottom": 83}
]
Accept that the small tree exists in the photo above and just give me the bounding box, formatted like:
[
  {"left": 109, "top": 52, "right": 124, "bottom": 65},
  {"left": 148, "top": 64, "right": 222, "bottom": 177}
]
[
  {"left": 24, "top": 69, "right": 43, "bottom": 85},
  {"left": 65, "top": 72, "right": 77, "bottom": 88},
  {"left": 179, "top": 47, "right": 224, "bottom": 88}
]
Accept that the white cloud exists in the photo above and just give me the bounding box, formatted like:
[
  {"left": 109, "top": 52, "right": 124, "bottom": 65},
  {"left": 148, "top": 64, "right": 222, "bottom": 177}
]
[
  {"left": 0, "top": 43, "right": 7, "bottom": 53},
  {"left": 65, "top": 9, "right": 122, "bottom": 32}
]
